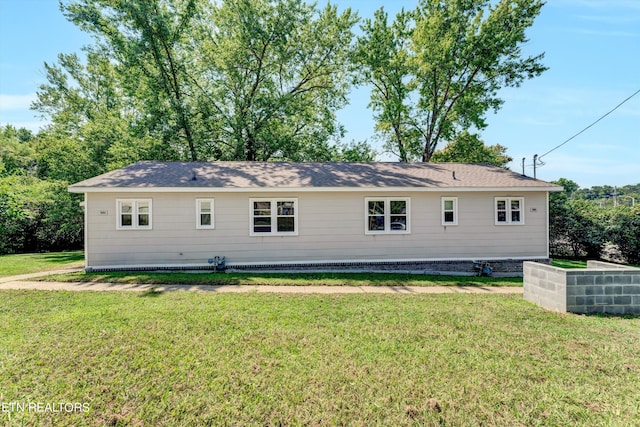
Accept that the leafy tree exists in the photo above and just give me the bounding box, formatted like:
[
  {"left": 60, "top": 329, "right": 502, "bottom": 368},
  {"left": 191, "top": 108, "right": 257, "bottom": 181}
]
[
  {"left": 608, "top": 206, "right": 640, "bottom": 265},
  {"left": 331, "top": 141, "right": 377, "bottom": 162},
  {"left": 57, "top": 0, "right": 362, "bottom": 162},
  {"left": 0, "top": 125, "right": 37, "bottom": 175},
  {"left": 354, "top": 7, "right": 416, "bottom": 162},
  {"left": 430, "top": 131, "right": 511, "bottom": 167},
  {"left": 356, "top": 0, "right": 547, "bottom": 162},
  {"left": 549, "top": 183, "right": 571, "bottom": 257},
  {"left": 549, "top": 178, "right": 640, "bottom": 262},
  {"left": 32, "top": 51, "right": 161, "bottom": 182},
  {"left": 553, "top": 178, "right": 579, "bottom": 198},
  {"left": 565, "top": 200, "right": 607, "bottom": 259},
  {"left": 0, "top": 125, "right": 86, "bottom": 253},
  {"left": 32, "top": 131, "right": 99, "bottom": 183},
  {"left": 1, "top": 125, "right": 34, "bottom": 144},
  {"left": 62, "top": 0, "right": 203, "bottom": 161},
  {"left": 620, "top": 184, "right": 640, "bottom": 197},
  {"left": 549, "top": 179, "right": 608, "bottom": 259},
  {"left": 0, "top": 175, "right": 83, "bottom": 254},
  {"left": 195, "top": 0, "right": 359, "bottom": 161}
]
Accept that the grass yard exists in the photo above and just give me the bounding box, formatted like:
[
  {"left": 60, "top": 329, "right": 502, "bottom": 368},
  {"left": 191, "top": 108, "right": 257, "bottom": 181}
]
[
  {"left": 37, "top": 270, "right": 522, "bottom": 287},
  {"left": 35, "top": 257, "right": 600, "bottom": 287},
  {"left": 1, "top": 291, "right": 638, "bottom": 426},
  {"left": 0, "top": 251, "right": 84, "bottom": 278},
  {"left": 551, "top": 259, "right": 588, "bottom": 269}
]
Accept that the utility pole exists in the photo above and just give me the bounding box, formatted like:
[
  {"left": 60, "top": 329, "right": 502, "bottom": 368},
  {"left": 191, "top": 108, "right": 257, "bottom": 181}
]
[
  {"left": 533, "top": 154, "right": 538, "bottom": 179},
  {"left": 522, "top": 157, "right": 526, "bottom": 176}
]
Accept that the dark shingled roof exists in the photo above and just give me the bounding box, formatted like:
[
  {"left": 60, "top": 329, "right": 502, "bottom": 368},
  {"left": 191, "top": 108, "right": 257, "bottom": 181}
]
[{"left": 69, "top": 161, "right": 561, "bottom": 191}]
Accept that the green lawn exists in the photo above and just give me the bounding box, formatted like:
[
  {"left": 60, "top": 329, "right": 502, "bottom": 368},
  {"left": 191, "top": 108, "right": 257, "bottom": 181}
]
[
  {"left": 1, "top": 291, "right": 638, "bottom": 426},
  {"left": 37, "top": 257, "right": 596, "bottom": 287},
  {"left": 0, "top": 250, "right": 621, "bottom": 287},
  {"left": 551, "top": 259, "right": 588, "bottom": 269},
  {"left": 37, "top": 270, "right": 522, "bottom": 287},
  {"left": 0, "top": 251, "right": 84, "bottom": 277},
  {"left": 552, "top": 259, "right": 640, "bottom": 269}
]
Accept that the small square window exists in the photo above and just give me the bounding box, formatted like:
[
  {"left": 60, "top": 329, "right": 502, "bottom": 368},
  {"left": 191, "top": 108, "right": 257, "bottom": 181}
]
[
  {"left": 196, "top": 199, "right": 215, "bottom": 229},
  {"left": 442, "top": 197, "right": 458, "bottom": 225}
]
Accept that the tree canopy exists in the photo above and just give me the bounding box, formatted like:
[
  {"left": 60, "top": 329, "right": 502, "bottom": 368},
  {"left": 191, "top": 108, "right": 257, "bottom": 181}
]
[
  {"left": 355, "top": 0, "right": 547, "bottom": 162},
  {"left": 39, "top": 0, "right": 362, "bottom": 165},
  {"left": 32, "top": 0, "right": 548, "bottom": 170},
  {"left": 430, "top": 131, "right": 512, "bottom": 167}
]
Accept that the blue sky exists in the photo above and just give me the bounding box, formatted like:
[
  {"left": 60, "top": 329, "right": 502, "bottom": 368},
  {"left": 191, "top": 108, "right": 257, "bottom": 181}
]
[{"left": 1, "top": 0, "right": 638, "bottom": 188}]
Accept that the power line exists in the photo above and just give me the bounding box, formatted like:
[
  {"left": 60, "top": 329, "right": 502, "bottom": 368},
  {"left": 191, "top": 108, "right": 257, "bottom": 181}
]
[{"left": 538, "top": 88, "right": 640, "bottom": 160}]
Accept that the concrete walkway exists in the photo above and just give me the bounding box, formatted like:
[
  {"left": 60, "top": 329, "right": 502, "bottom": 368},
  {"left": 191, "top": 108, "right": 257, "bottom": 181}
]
[
  {"left": 0, "top": 276, "right": 523, "bottom": 295},
  {"left": 0, "top": 267, "right": 86, "bottom": 283}
]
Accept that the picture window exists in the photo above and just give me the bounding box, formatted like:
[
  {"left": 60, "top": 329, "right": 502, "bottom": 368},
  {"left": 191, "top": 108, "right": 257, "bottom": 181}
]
[{"left": 365, "top": 198, "right": 410, "bottom": 234}]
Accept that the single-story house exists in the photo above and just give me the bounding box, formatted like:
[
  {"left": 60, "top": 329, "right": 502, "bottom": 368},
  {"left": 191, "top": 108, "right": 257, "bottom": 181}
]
[{"left": 68, "top": 161, "right": 562, "bottom": 274}]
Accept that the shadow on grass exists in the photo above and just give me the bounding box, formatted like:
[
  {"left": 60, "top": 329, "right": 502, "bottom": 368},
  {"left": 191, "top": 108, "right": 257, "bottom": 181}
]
[
  {"left": 139, "top": 287, "right": 163, "bottom": 297},
  {"left": 40, "top": 251, "right": 85, "bottom": 263},
  {"left": 41, "top": 270, "right": 522, "bottom": 288},
  {"left": 577, "top": 312, "right": 640, "bottom": 319}
]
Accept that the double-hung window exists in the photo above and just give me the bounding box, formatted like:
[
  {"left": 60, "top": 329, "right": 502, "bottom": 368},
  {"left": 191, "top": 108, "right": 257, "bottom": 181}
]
[
  {"left": 117, "top": 199, "right": 152, "bottom": 229},
  {"left": 365, "top": 198, "right": 410, "bottom": 234},
  {"left": 495, "top": 197, "right": 524, "bottom": 225},
  {"left": 250, "top": 198, "right": 298, "bottom": 236},
  {"left": 196, "top": 199, "right": 215, "bottom": 229},
  {"left": 442, "top": 197, "right": 458, "bottom": 225}
]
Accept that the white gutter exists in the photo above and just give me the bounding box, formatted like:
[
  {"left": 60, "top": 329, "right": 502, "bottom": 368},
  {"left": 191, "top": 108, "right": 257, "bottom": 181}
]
[{"left": 69, "top": 186, "right": 563, "bottom": 194}]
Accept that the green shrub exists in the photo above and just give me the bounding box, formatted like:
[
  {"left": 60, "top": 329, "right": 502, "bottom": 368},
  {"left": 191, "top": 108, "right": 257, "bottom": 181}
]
[
  {"left": 549, "top": 190, "right": 606, "bottom": 259},
  {"left": 608, "top": 205, "right": 640, "bottom": 265},
  {"left": 0, "top": 176, "right": 83, "bottom": 254}
]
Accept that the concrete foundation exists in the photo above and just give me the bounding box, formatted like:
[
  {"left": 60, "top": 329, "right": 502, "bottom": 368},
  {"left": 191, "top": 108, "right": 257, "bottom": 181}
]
[
  {"left": 90, "top": 258, "right": 546, "bottom": 277},
  {"left": 225, "top": 259, "right": 546, "bottom": 276}
]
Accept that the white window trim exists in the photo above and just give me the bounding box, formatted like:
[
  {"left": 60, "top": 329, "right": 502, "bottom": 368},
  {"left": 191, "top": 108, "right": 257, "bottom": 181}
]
[
  {"left": 495, "top": 197, "right": 525, "bottom": 225},
  {"left": 364, "top": 197, "right": 411, "bottom": 235},
  {"left": 116, "top": 199, "right": 152, "bottom": 230},
  {"left": 249, "top": 198, "right": 299, "bottom": 236},
  {"left": 441, "top": 197, "right": 458, "bottom": 226},
  {"left": 196, "top": 198, "right": 215, "bottom": 229}
]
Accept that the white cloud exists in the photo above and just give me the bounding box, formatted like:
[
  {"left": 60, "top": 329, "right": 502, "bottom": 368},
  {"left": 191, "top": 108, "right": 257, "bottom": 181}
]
[{"left": 0, "top": 93, "right": 36, "bottom": 111}]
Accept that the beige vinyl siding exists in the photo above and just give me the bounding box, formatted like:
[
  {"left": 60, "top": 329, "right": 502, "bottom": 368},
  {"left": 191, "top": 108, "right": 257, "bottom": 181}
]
[{"left": 84, "top": 191, "right": 549, "bottom": 267}]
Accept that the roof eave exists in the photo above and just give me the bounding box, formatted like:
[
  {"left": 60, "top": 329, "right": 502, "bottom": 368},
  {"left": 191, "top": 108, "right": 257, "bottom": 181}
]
[{"left": 68, "top": 185, "right": 563, "bottom": 194}]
